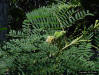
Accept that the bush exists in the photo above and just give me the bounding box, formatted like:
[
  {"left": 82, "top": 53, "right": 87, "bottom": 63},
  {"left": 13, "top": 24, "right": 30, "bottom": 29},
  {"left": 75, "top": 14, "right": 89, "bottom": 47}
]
[{"left": 0, "top": 0, "right": 99, "bottom": 75}]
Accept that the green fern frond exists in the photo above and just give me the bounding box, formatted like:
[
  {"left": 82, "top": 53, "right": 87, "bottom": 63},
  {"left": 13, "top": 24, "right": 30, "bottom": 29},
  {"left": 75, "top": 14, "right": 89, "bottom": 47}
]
[
  {"left": 91, "top": 20, "right": 99, "bottom": 48},
  {"left": 93, "top": 31, "right": 99, "bottom": 48},
  {"left": 23, "top": 4, "right": 93, "bottom": 34}
]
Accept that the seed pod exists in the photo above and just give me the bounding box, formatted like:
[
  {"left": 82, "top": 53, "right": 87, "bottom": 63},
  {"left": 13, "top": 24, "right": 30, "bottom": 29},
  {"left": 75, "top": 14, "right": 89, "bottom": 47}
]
[{"left": 54, "top": 31, "right": 66, "bottom": 40}]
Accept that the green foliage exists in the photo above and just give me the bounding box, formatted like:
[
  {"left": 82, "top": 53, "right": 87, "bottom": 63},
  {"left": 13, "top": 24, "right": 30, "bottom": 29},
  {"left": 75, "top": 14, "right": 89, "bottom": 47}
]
[
  {"left": 0, "top": 1, "right": 99, "bottom": 75},
  {"left": 0, "top": 34, "right": 97, "bottom": 75},
  {"left": 93, "top": 20, "right": 99, "bottom": 48},
  {"left": 22, "top": 3, "right": 93, "bottom": 35}
]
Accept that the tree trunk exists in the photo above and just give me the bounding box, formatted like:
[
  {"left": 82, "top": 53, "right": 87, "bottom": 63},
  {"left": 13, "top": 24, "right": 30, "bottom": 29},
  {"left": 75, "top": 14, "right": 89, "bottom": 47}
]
[{"left": 0, "top": 0, "right": 8, "bottom": 41}]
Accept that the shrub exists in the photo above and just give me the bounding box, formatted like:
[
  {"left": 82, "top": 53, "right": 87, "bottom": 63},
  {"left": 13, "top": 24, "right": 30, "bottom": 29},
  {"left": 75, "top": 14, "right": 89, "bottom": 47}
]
[{"left": 0, "top": 1, "right": 99, "bottom": 75}]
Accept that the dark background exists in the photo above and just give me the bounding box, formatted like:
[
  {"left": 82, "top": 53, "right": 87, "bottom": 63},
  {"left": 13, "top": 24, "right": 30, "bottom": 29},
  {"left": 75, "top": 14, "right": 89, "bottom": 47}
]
[{"left": 0, "top": 0, "right": 8, "bottom": 41}]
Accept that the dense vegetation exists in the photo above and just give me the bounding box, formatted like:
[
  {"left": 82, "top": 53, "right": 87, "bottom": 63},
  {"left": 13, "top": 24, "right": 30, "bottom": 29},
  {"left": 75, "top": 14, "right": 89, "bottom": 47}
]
[{"left": 0, "top": 0, "right": 99, "bottom": 75}]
